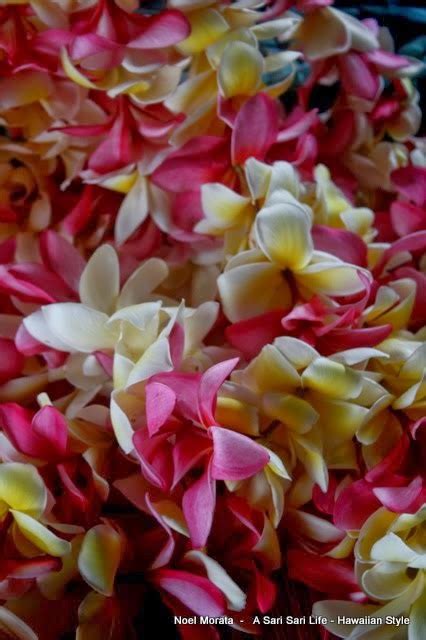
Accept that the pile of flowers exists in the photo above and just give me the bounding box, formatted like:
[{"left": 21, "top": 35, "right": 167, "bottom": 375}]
[{"left": 0, "top": 0, "right": 425, "bottom": 638}]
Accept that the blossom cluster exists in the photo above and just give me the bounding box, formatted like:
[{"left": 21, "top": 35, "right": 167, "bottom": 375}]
[{"left": 0, "top": 0, "right": 425, "bottom": 638}]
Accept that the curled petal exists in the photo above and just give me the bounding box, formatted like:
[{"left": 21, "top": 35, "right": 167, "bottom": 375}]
[{"left": 78, "top": 524, "right": 122, "bottom": 596}]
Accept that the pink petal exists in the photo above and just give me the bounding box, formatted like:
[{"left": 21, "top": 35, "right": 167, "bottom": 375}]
[
  {"left": 151, "top": 371, "right": 201, "bottom": 424},
  {"left": 57, "top": 463, "right": 89, "bottom": 512},
  {"left": 5, "top": 263, "right": 73, "bottom": 302},
  {"left": 0, "top": 557, "right": 62, "bottom": 581},
  {"left": 391, "top": 166, "right": 426, "bottom": 207},
  {"left": 152, "top": 137, "right": 229, "bottom": 193},
  {"left": 373, "top": 477, "right": 425, "bottom": 514},
  {"left": 276, "top": 108, "right": 318, "bottom": 144},
  {"left": 151, "top": 568, "right": 226, "bottom": 617},
  {"left": 375, "top": 230, "right": 426, "bottom": 275},
  {"left": 210, "top": 426, "right": 269, "bottom": 481},
  {"left": 94, "top": 351, "right": 114, "bottom": 376},
  {"left": 15, "top": 324, "right": 46, "bottom": 357},
  {"left": 40, "top": 230, "right": 86, "bottom": 293},
  {"left": 32, "top": 406, "right": 68, "bottom": 457},
  {"left": 133, "top": 431, "right": 173, "bottom": 491},
  {"left": 371, "top": 98, "right": 401, "bottom": 123},
  {"left": 334, "top": 479, "right": 380, "bottom": 531},
  {"left": 0, "top": 237, "right": 16, "bottom": 264},
  {"left": 320, "top": 109, "right": 356, "bottom": 156},
  {"left": 225, "top": 310, "right": 285, "bottom": 360},
  {"left": 254, "top": 568, "right": 277, "bottom": 613},
  {"left": 0, "top": 403, "right": 40, "bottom": 458},
  {"left": 61, "top": 186, "right": 96, "bottom": 236},
  {"left": 88, "top": 114, "right": 143, "bottom": 175},
  {"left": 53, "top": 121, "right": 112, "bottom": 137},
  {"left": 145, "top": 382, "right": 177, "bottom": 437},
  {"left": 317, "top": 325, "right": 392, "bottom": 354},
  {"left": 312, "top": 225, "right": 367, "bottom": 266},
  {"left": 198, "top": 358, "right": 239, "bottom": 426},
  {"left": 0, "top": 265, "right": 56, "bottom": 304},
  {"left": 338, "top": 53, "right": 380, "bottom": 101},
  {"left": 168, "top": 322, "right": 184, "bottom": 369},
  {"left": 69, "top": 33, "right": 122, "bottom": 62},
  {"left": 231, "top": 93, "right": 278, "bottom": 165},
  {"left": 391, "top": 201, "right": 426, "bottom": 237},
  {"left": 182, "top": 464, "right": 216, "bottom": 548},
  {"left": 366, "top": 49, "right": 410, "bottom": 71},
  {"left": 127, "top": 10, "right": 190, "bottom": 49},
  {"left": 287, "top": 550, "right": 359, "bottom": 595},
  {"left": 0, "top": 339, "right": 24, "bottom": 385},
  {"left": 312, "top": 474, "right": 338, "bottom": 515},
  {"left": 172, "top": 429, "right": 212, "bottom": 488},
  {"left": 366, "top": 434, "right": 410, "bottom": 483}
]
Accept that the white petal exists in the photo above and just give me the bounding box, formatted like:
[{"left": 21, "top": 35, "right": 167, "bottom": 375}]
[
  {"left": 42, "top": 303, "right": 116, "bottom": 352},
  {"left": 24, "top": 309, "right": 73, "bottom": 352},
  {"left": 127, "top": 337, "right": 173, "bottom": 387},
  {"left": 117, "top": 259, "right": 168, "bottom": 308},
  {"left": 79, "top": 245, "right": 120, "bottom": 314},
  {"left": 254, "top": 201, "right": 313, "bottom": 270},
  {"left": 115, "top": 176, "right": 149, "bottom": 246}
]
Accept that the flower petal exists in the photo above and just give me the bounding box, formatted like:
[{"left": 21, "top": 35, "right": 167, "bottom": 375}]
[
  {"left": 78, "top": 524, "right": 122, "bottom": 596},
  {"left": 210, "top": 426, "right": 269, "bottom": 480},
  {"left": 79, "top": 245, "right": 120, "bottom": 315},
  {"left": 11, "top": 511, "right": 71, "bottom": 557},
  {"left": 255, "top": 202, "right": 313, "bottom": 270}
]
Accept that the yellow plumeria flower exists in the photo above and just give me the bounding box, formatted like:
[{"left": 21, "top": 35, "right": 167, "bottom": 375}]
[
  {"left": 314, "top": 506, "right": 426, "bottom": 640},
  {"left": 232, "top": 338, "right": 389, "bottom": 496},
  {"left": 218, "top": 187, "right": 368, "bottom": 322}
]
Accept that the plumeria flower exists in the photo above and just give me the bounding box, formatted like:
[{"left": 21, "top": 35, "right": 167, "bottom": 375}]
[
  {"left": 218, "top": 185, "right": 368, "bottom": 322},
  {"left": 232, "top": 337, "right": 390, "bottom": 497},
  {"left": 314, "top": 503, "right": 426, "bottom": 640},
  {"left": 132, "top": 357, "right": 270, "bottom": 547},
  {"left": 54, "top": 0, "right": 190, "bottom": 95},
  {"left": 165, "top": 4, "right": 300, "bottom": 146}
]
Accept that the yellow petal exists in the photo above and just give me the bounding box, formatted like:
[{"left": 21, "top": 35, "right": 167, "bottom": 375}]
[
  {"left": 0, "top": 463, "right": 46, "bottom": 518},
  {"left": 201, "top": 183, "right": 251, "bottom": 229},
  {"left": 298, "top": 259, "right": 367, "bottom": 297},
  {"left": 78, "top": 524, "right": 122, "bottom": 596},
  {"left": 237, "top": 344, "right": 300, "bottom": 393},
  {"left": 218, "top": 41, "right": 263, "bottom": 98},
  {"left": 254, "top": 201, "right": 313, "bottom": 270},
  {"left": 302, "top": 357, "right": 363, "bottom": 400},
  {"left": 61, "top": 48, "right": 98, "bottom": 90},
  {"left": 218, "top": 261, "right": 292, "bottom": 322},
  {"left": 215, "top": 396, "right": 259, "bottom": 435},
  {"left": 11, "top": 511, "right": 71, "bottom": 557},
  {"left": 178, "top": 9, "right": 229, "bottom": 55},
  {"left": 263, "top": 393, "right": 318, "bottom": 433},
  {"left": 293, "top": 433, "right": 328, "bottom": 492}
]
